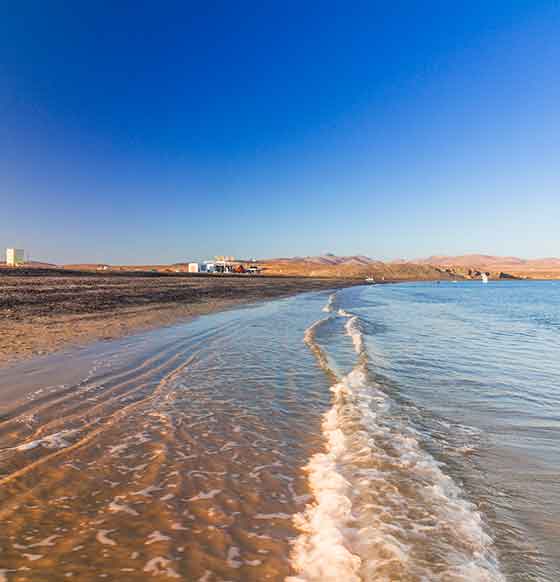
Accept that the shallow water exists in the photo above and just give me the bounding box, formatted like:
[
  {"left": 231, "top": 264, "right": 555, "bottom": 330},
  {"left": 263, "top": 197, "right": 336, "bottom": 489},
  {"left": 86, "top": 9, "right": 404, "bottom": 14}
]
[{"left": 0, "top": 282, "right": 558, "bottom": 580}]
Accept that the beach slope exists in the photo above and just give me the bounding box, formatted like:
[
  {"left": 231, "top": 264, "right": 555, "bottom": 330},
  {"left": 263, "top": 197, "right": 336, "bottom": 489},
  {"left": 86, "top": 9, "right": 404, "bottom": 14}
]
[{"left": 0, "top": 270, "right": 361, "bottom": 365}]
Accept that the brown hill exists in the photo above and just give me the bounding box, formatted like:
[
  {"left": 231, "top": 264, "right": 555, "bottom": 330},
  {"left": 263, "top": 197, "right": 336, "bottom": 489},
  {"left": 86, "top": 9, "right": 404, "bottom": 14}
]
[
  {"left": 37, "top": 254, "right": 560, "bottom": 280},
  {"left": 411, "top": 255, "right": 560, "bottom": 279},
  {"left": 261, "top": 256, "right": 453, "bottom": 280},
  {"left": 414, "top": 255, "right": 524, "bottom": 267}
]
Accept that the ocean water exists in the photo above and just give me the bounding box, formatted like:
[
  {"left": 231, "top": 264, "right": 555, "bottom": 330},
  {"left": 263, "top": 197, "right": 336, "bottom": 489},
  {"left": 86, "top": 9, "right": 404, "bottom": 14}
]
[{"left": 0, "top": 281, "right": 558, "bottom": 581}]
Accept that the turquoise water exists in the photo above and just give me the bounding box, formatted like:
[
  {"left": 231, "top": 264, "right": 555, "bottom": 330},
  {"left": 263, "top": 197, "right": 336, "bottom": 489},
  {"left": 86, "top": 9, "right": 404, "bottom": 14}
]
[{"left": 0, "top": 281, "right": 558, "bottom": 581}]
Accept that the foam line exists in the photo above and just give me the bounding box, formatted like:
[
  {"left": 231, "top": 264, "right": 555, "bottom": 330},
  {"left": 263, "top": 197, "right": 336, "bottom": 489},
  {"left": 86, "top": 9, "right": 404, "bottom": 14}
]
[{"left": 289, "top": 295, "right": 504, "bottom": 581}]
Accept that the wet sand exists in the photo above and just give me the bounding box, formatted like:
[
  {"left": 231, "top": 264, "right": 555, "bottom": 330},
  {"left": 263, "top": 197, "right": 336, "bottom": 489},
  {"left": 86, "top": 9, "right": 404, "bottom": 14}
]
[
  {"left": 2, "top": 283, "right": 554, "bottom": 580},
  {"left": 0, "top": 271, "right": 360, "bottom": 368},
  {"left": 0, "top": 292, "right": 334, "bottom": 581}
]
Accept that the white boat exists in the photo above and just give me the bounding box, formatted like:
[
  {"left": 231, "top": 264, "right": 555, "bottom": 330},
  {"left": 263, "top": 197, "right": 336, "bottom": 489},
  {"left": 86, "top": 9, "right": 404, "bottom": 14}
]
[
  {"left": 365, "top": 276, "right": 376, "bottom": 283},
  {"left": 481, "top": 273, "right": 489, "bottom": 283}
]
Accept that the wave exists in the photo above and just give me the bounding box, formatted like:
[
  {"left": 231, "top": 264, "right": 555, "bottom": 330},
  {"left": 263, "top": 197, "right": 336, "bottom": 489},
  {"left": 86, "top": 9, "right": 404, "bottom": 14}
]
[
  {"left": 322, "top": 293, "right": 335, "bottom": 313},
  {"left": 288, "top": 294, "right": 504, "bottom": 581}
]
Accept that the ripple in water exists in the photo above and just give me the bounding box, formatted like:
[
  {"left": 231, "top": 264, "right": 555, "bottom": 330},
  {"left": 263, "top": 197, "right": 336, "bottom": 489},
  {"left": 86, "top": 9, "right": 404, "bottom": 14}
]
[
  {"left": 289, "top": 297, "right": 504, "bottom": 581},
  {"left": 0, "top": 283, "right": 557, "bottom": 580}
]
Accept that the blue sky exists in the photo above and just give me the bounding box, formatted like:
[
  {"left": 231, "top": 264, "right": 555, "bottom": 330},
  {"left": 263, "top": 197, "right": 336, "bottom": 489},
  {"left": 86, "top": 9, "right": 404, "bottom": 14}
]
[{"left": 1, "top": 1, "right": 558, "bottom": 264}]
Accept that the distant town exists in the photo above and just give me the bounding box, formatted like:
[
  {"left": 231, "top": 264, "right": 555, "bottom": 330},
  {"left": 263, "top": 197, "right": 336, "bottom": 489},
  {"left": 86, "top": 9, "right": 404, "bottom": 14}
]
[
  {"left": 2, "top": 248, "right": 263, "bottom": 276},
  {"left": 4, "top": 247, "right": 560, "bottom": 280},
  {"left": 185, "top": 256, "right": 262, "bottom": 275}
]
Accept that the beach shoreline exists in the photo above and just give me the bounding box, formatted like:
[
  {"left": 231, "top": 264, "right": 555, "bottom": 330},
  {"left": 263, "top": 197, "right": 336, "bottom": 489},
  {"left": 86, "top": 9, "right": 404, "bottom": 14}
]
[{"left": 0, "top": 271, "right": 362, "bottom": 368}]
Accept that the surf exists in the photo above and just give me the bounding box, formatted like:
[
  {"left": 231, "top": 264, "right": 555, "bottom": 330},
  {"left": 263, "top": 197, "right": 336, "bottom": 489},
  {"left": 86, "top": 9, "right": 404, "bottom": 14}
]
[{"left": 289, "top": 292, "right": 504, "bottom": 581}]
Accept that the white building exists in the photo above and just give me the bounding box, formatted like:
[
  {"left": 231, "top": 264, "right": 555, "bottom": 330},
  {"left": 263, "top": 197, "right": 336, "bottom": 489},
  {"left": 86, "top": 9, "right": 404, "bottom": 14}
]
[
  {"left": 214, "top": 256, "right": 237, "bottom": 273},
  {"left": 190, "top": 262, "right": 216, "bottom": 273},
  {"left": 188, "top": 261, "right": 217, "bottom": 274},
  {"left": 6, "top": 248, "right": 25, "bottom": 267}
]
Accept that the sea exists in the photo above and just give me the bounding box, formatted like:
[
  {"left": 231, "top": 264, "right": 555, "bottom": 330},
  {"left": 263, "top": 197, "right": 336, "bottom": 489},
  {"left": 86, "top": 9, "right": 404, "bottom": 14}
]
[{"left": 0, "top": 280, "right": 558, "bottom": 581}]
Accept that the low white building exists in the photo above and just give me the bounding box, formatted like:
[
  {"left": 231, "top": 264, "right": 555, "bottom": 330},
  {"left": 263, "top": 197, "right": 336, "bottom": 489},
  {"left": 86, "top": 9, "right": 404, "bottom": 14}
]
[
  {"left": 188, "top": 261, "right": 217, "bottom": 274},
  {"left": 6, "top": 248, "right": 25, "bottom": 267}
]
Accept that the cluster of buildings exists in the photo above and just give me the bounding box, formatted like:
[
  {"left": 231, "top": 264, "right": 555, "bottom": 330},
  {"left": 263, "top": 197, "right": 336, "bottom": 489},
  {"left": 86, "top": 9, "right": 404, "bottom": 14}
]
[
  {"left": 187, "top": 256, "right": 262, "bottom": 275},
  {"left": 5, "top": 248, "right": 25, "bottom": 267},
  {"left": 3, "top": 248, "right": 262, "bottom": 276}
]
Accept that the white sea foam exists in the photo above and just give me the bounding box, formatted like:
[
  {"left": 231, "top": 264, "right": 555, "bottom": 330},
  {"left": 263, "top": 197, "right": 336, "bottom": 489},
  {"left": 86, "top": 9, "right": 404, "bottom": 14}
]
[
  {"left": 108, "top": 498, "right": 138, "bottom": 516},
  {"left": 28, "top": 535, "right": 60, "bottom": 548},
  {"left": 107, "top": 443, "right": 128, "bottom": 455},
  {"left": 289, "top": 295, "right": 505, "bottom": 581},
  {"left": 96, "top": 530, "right": 117, "bottom": 546},
  {"left": 187, "top": 489, "right": 221, "bottom": 501},
  {"left": 15, "top": 430, "right": 78, "bottom": 452},
  {"left": 254, "top": 512, "right": 292, "bottom": 520},
  {"left": 132, "top": 485, "right": 162, "bottom": 497},
  {"left": 340, "top": 310, "right": 363, "bottom": 354},
  {"left": 288, "top": 375, "right": 362, "bottom": 582},
  {"left": 322, "top": 293, "right": 336, "bottom": 313},
  {"left": 22, "top": 554, "right": 43, "bottom": 561},
  {"left": 145, "top": 531, "right": 171, "bottom": 545},
  {"left": 303, "top": 316, "right": 328, "bottom": 346},
  {"left": 226, "top": 546, "right": 242, "bottom": 568}
]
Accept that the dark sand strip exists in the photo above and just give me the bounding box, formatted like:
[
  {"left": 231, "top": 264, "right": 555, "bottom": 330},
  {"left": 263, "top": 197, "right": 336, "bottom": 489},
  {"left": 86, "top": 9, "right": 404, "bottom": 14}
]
[{"left": 0, "top": 271, "right": 361, "bottom": 367}]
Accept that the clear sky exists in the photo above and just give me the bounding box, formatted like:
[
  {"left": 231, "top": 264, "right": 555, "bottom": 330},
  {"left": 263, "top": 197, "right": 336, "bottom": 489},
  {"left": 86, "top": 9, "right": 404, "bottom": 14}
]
[{"left": 1, "top": 1, "right": 558, "bottom": 264}]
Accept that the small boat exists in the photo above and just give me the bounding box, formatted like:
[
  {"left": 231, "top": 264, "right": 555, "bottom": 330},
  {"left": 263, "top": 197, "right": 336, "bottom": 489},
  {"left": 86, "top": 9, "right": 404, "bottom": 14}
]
[
  {"left": 365, "top": 276, "right": 376, "bottom": 283},
  {"left": 481, "top": 273, "right": 489, "bottom": 283}
]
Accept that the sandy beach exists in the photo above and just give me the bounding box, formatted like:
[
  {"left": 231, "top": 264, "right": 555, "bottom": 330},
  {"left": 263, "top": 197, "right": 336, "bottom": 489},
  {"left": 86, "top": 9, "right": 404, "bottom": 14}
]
[
  {"left": 4, "top": 283, "right": 555, "bottom": 580},
  {"left": 0, "top": 270, "right": 361, "bottom": 367}
]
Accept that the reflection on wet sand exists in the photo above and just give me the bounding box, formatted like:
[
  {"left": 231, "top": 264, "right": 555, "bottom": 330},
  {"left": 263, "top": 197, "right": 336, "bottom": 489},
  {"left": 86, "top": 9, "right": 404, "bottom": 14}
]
[
  {"left": 3, "top": 283, "right": 553, "bottom": 581},
  {"left": 0, "top": 298, "right": 330, "bottom": 581}
]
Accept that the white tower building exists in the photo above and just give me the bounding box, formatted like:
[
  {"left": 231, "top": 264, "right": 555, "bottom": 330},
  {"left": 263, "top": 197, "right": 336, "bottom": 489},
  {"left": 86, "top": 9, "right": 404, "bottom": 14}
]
[{"left": 6, "top": 248, "right": 25, "bottom": 266}]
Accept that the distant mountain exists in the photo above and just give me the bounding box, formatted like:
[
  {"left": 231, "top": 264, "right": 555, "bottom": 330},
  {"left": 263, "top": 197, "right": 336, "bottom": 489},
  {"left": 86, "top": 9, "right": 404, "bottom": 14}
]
[
  {"left": 261, "top": 253, "right": 560, "bottom": 280},
  {"left": 261, "top": 255, "right": 454, "bottom": 280},
  {"left": 13, "top": 254, "right": 556, "bottom": 280},
  {"left": 413, "top": 254, "right": 524, "bottom": 267},
  {"left": 408, "top": 255, "right": 560, "bottom": 279}
]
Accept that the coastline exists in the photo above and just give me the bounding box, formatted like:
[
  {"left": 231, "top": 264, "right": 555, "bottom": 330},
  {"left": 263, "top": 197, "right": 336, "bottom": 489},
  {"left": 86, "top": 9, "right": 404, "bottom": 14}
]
[{"left": 0, "top": 272, "right": 362, "bottom": 368}]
